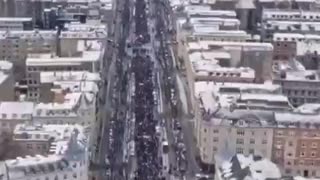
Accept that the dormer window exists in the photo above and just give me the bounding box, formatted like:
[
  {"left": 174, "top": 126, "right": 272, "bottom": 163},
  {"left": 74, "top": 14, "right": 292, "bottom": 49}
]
[{"left": 1, "top": 114, "right": 6, "bottom": 119}]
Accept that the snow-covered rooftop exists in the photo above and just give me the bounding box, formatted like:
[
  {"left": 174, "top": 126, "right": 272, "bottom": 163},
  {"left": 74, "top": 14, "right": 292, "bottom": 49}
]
[
  {"left": 188, "top": 51, "right": 255, "bottom": 79},
  {"left": 26, "top": 51, "right": 100, "bottom": 67},
  {"left": 40, "top": 71, "right": 101, "bottom": 84},
  {"left": 34, "top": 92, "right": 95, "bottom": 117},
  {"left": 7, "top": 124, "right": 87, "bottom": 179},
  {"left": 217, "top": 154, "right": 281, "bottom": 180},
  {"left": 0, "top": 102, "right": 34, "bottom": 120},
  {"left": 187, "top": 40, "right": 273, "bottom": 51}
]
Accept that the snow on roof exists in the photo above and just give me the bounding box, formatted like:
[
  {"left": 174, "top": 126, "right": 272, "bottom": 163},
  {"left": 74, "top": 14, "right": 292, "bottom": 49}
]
[
  {"left": 40, "top": 71, "right": 101, "bottom": 83},
  {"left": 0, "top": 30, "right": 56, "bottom": 40},
  {"left": 218, "top": 154, "right": 281, "bottom": 180},
  {"left": 188, "top": 50, "right": 255, "bottom": 79},
  {"left": 34, "top": 91, "right": 95, "bottom": 117},
  {"left": 295, "top": 103, "right": 320, "bottom": 114},
  {"left": 26, "top": 51, "right": 100, "bottom": 66},
  {"left": 240, "top": 93, "right": 289, "bottom": 102},
  {"left": 0, "top": 17, "right": 32, "bottom": 22},
  {"left": 259, "top": 0, "right": 315, "bottom": 2},
  {"left": 7, "top": 124, "right": 87, "bottom": 179},
  {"left": 195, "top": 81, "right": 283, "bottom": 112},
  {"left": 276, "top": 70, "right": 320, "bottom": 81},
  {"left": 187, "top": 41, "right": 273, "bottom": 51},
  {"left": 275, "top": 112, "right": 320, "bottom": 126},
  {"left": 0, "top": 102, "right": 34, "bottom": 119},
  {"left": 185, "top": 6, "right": 237, "bottom": 17},
  {"left": 265, "top": 20, "right": 320, "bottom": 32},
  {"left": 0, "top": 60, "right": 13, "bottom": 71}
]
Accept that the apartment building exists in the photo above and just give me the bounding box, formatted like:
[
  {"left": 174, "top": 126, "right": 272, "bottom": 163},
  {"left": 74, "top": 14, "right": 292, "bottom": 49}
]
[
  {"left": 194, "top": 81, "right": 291, "bottom": 165},
  {"left": 273, "top": 68, "right": 320, "bottom": 107},
  {"left": 26, "top": 40, "right": 103, "bottom": 101},
  {"left": 273, "top": 33, "right": 320, "bottom": 69},
  {"left": 273, "top": 111, "right": 320, "bottom": 177},
  {"left": 260, "top": 8, "right": 320, "bottom": 40},
  {"left": 5, "top": 124, "right": 88, "bottom": 180},
  {"left": 0, "top": 30, "right": 57, "bottom": 81},
  {"left": 0, "top": 18, "right": 33, "bottom": 31},
  {"left": 181, "top": 40, "right": 273, "bottom": 87},
  {"left": 0, "top": 102, "right": 34, "bottom": 135}
]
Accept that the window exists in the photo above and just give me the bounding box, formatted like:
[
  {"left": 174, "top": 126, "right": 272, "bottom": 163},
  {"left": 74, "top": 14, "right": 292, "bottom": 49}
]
[
  {"left": 203, "top": 138, "right": 206, "bottom": 142},
  {"left": 301, "top": 143, "right": 306, "bottom": 148},
  {"left": 312, "top": 142, "right": 317, "bottom": 148},
  {"left": 250, "top": 139, "right": 255, "bottom": 144},
  {"left": 311, "top": 151, "right": 316, "bottom": 157},
  {"left": 277, "top": 131, "right": 284, "bottom": 136},
  {"left": 64, "top": 174, "right": 67, "bottom": 179},
  {"left": 236, "top": 148, "right": 243, "bottom": 154},
  {"left": 213, "top": 146, "right": 217, "bottom": 152},
  {"left": 262, "top": 139, "right": 267, "bottom": 144},
  {"left": 27, "top": 144, "right": 32, "bottom": 149},
  {"left": 203, "top": 128, "right": 207, "bottom": 133},
  {"left": 300, "top": 152, "right": 305, "bottom": 157},
  {"left": 249, "top": 149, "right": 254, "bottom": 154},
  {"left": 287, "top": 153, "right": 292, "bottom": 157},
  {"left": 288, "top": 141, "right": 293, "bottom": 146},
  {"left": 213, "top": 129, "right": 219, "bottom": 134},
  {"left": 35, "top": 134, "right": 40, "bottom": 139},
  {"left": 236, "top": 129, "right": 245, "bottom": 136},
  {"left": 213, "top": 137, "right": 218, "bottom": 142},
  {"left": 236, "top": 138, "right": 244, "bottom": 144},
  {"left": 285, "top": 169, "right": 291, "bottom": 174}
]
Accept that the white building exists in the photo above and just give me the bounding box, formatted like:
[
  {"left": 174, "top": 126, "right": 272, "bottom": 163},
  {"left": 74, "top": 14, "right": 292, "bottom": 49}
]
[{"left": 3, "top": 124, "right": 88, "bottom": 180}]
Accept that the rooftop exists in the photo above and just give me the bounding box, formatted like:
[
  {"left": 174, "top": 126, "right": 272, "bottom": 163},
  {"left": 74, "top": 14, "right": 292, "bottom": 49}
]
[
  {"left": 0, "top": 17, "right": 32, "bottom": 22},
  {"left": 216, "top": 154, "right": 281, "bottom": 180},
  {"left": 34, "top": 92, "right": 95, "bottom": 117},
  {"left": 7, "top": 124, "right": 87, "bottom": 179},
  {"left": 40, "top": 71, "right": 101, "bottom": 84},
  {"left": 26, "top": 51, "right": 100, "bottom": 66},
  {"left": 187, "top": 40, "right": 273, "bottom": 51},
  {"left": 0, "top": 102, "right": 34, "bottom": 120},
  {"left": 188, "top": 50, "right": 255, "bottom": 79}
]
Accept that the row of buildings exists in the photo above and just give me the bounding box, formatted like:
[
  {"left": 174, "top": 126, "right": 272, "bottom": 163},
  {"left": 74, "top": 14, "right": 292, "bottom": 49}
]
[
  {"left": 0, "top": 4, "right": 109, "bottom": 178},
  {"left": 174, "top": 0, "right": 320, "bottom": 179}
]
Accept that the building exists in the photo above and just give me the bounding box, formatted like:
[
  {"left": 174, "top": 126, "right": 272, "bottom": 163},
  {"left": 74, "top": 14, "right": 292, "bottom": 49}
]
[
  {"left": 0, "top": 102, "right": 34, "bottom": 135},
  {"left": 0, "top": 30, "right": 57, "bottom": 82},
  {"left": 184, "top": 49, "right": 255, "bottom": 107},
  {"left": 0, "top": 18, "right": 33, "bottom": 31},
  {"left": 194, "top": 81, "right": 291, "bottom": 165},
  {"left": 273, "top": 110, "right": 320, "bottom": 177},
  {"left": 259, "top": 8, "right": 320, "bottom": 40},
  {"left": 37, "top": 71, "right": 101, "bottom": 103},
  {"left": 273, "top": 33, "right": 320, "bottom": 69},
  {"left": 215, "top": 154, "right": 281, "bottom": 180},
  {"left": 273, "top": 65, "right": 320, "bottom": 107},
  {"left": 181, "top": 40, "right": 273, "bottom": 84},
  {"left": 4, "top": 124, "right": 88, "bottom": 180},
  {"left": 0, "top": 61, "right": 15, "bottom": 101},
  {"left": 26, "top": 40, "right": 103, "bottom": 101}
]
